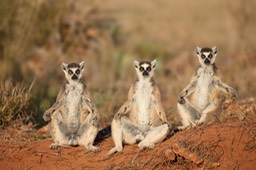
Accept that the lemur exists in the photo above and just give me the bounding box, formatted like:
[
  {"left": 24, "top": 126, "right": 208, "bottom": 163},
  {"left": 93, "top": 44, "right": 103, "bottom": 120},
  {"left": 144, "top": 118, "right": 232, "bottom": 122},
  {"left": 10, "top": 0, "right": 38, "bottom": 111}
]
[
  {"left": 108, "top": 59, "right": 170, "bottom": 155},
  {"left": 43, "top": 61, "right": 100, "bottom": 152},
  {"left": 177, "top": 47, "right": 237, "bottom": 129}
]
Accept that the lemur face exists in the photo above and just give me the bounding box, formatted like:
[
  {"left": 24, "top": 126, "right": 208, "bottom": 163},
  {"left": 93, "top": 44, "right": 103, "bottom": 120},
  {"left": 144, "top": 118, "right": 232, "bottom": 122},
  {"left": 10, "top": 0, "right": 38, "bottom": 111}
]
[
  {"left": 196, "top": 47, "right": 217, "bottom": 67},
  {"left": 134, "top": 59, "right": 157, "bottom": 80},
  {"left": 62, "top": 61, "right": 84, "bottom": 83}
]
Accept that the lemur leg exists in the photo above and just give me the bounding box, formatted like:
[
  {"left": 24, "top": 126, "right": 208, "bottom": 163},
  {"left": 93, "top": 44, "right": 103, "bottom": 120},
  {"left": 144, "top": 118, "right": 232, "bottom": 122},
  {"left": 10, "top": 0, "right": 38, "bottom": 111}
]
[
  {"left": 108, "top": 118, "right": 124, "bottom": 155},
  {"left": 138, "top": 124, "right": 169, "bottom": 150},
  {"left": 197, "top": 103, "right": 218, "bottom": 124},
  {"left": 77, "top": 113, "right": 100, "bottom": 152},
  {"left": 49, "top": 112, "right": 69, "bottom": 149},
  {"left": 108, "top": 116, "right": 143, "bottom": 155},
  {"left": 108, "top": 98, "right": 135, "bottom": 155},
  {"left": 177, "top": 99, "right": 200, "bottom": 129},
  {"left": 121, "top": 116, "right": 144, "bottom": 144}
]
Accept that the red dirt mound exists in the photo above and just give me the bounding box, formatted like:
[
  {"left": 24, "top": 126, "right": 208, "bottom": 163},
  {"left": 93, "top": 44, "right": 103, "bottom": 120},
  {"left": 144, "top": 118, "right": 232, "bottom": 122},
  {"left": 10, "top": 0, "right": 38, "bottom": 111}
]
[{"left": 0, "top": 101, "right": 256, "bottom": 169}]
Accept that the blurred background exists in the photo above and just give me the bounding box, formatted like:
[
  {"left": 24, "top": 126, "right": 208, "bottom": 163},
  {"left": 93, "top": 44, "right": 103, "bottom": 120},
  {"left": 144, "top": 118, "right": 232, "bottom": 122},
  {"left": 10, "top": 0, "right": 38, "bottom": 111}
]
[{"left": 0, "top": 0, "right": 255, "bottom": 128}]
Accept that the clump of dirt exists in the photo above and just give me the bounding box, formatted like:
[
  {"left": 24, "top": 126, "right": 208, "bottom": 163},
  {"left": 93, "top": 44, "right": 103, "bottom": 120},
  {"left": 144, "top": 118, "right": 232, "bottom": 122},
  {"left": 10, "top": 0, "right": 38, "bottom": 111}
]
[{"left": 0, "top": 100, "right": 255, "bottom": 169}]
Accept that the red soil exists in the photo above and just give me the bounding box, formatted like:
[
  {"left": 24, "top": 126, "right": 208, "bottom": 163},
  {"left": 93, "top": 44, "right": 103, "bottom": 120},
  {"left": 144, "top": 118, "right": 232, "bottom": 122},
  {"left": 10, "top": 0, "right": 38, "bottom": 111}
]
[{"left": 0, "top": 101, "right": 256, "bottom": 170}]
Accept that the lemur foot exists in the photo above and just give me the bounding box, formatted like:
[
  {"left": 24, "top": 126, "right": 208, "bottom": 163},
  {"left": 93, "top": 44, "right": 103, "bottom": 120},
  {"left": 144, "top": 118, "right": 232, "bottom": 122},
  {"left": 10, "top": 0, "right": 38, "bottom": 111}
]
[
  {"left": 195, "top": 120, "right": 204, "bottom": 126},
  {"left": 85, "top": 146, "right": 101, "bottom": 153},
  {"left": 107, "top": 147, "right": 123, "bottom": 155},
  {"left": 135, "top": 134, "right": 145, "bottom": 143},
  {"left": 49, "top": 143, "right": 59, "bottom": 149},
  {"left": 138, "top": 142, "right": 155, "bottom": 150},
  {"left": 69, "top": 139, "right": 78, "bottom": 147}
]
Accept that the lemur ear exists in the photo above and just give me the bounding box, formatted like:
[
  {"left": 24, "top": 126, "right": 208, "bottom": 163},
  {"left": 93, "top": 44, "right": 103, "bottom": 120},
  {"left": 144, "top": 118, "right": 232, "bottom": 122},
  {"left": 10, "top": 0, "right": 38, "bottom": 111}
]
[
  {"left": 133, "top": 60, "right": 140, "bottom": 69},
  {"left": 195, "top": 47, "right": 201, "bottom": 56},
  {"left": 79, "top": 61, "right": 85, "bottom": 71},
  {"left": 151, "top": 59, "right": 157, "bottom": 69},
  {"left": 62, "top": 63, "right": 68, "bottom": 72},
  {"left": 212, "top": 46, "right": 217, "bottom": 55}
]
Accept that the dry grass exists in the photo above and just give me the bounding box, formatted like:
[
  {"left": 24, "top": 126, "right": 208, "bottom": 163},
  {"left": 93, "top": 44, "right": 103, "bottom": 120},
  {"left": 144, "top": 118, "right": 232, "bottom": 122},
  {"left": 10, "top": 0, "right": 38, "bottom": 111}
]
[{"left": 0, "top": 81, "right": 31, "bottom": 128}]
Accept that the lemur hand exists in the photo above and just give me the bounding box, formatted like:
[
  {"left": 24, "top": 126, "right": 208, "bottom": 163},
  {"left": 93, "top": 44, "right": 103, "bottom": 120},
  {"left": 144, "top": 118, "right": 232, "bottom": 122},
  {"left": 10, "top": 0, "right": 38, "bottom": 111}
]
[
  {"left": 227, "top": 87, "right": 237, "bottom": 99},
  {"left": 178, "top": 96, "right": 186, "bottom": 104},
  {"left": 43, "top": 109, "right": 53, "bottom": 121}
]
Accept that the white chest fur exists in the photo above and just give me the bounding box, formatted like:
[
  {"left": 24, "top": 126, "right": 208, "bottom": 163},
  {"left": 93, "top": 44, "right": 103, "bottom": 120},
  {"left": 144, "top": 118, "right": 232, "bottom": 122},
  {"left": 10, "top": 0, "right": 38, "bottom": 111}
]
[
  {"left": 135, "top": 80, "right": 153, "bottom": 126},
  {"left": 64, "top": 83, "right": 83, "bottom": 129},
  {"left": 195, "top": 67, "right": 214, "bottom": 110}
]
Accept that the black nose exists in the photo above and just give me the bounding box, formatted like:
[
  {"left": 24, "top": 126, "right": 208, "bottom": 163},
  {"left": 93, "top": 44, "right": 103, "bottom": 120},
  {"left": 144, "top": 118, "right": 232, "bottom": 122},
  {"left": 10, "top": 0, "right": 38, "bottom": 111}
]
[
  {"left": 72, "top": 75, "right": 78, "bottom": 80},
  {"left": 143, "top": 71, "right": 149, "bottom": 76},
  {"left": 204, "top": 59, "right": 210, "bottom": 65}
]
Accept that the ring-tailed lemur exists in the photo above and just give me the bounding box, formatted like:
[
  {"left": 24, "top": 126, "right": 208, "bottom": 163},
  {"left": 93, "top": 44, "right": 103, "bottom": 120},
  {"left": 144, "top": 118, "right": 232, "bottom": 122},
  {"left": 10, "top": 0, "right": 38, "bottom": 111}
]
[
  {"left": 177, "top": 47, "right": 237, "bottom": 129},
  {"left": 43, "top": 61, "right": 100, "bottom": 152},
  {"left": 108, "top": 59, "right": 170, "bottom": 155}
]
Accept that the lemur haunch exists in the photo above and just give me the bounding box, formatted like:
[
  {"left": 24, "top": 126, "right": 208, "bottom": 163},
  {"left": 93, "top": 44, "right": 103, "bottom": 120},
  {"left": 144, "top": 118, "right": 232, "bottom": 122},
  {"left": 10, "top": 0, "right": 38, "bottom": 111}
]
[
  {"left": 43, "top": 61, "right": 100, "bottom": 152},
  {"left": 108, "top": 59, "right": 170, "bottom": 155},
  {"left": 177, "top": 47, "right": 237, "bottom": 129}
]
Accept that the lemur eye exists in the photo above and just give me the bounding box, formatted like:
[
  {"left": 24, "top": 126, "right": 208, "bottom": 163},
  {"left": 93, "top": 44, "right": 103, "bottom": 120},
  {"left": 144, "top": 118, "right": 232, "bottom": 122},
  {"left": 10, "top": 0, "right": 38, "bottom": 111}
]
[
  {"left": 201, "top": 55, "right": 205, "bottom": 59},
  {"left": 139, "top": 67, "right": 144, "bottom": 72},
  {"left": 146, "top": 67, "right": 151, "bottom": 72},
  {"left": 75, "top": 69, "right": 80, "bottom": 74},
  {"left": 68, "top": 70, "right": 73, "bottom": 75},
  {"left": 208, "top": 54, "right": 212, "bottom": 59}
]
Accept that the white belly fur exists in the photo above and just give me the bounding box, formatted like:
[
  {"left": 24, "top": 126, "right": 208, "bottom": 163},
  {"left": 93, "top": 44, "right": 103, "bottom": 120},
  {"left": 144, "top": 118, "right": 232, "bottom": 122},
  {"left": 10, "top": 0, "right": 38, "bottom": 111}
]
[
  {"left": 195, "top": 70, "right": 213, "bottom": 110},
  {"left": 65, "top": 83, "right": 83, "bottom": 131},
  {"left": 135, "top": 80, "right": 153, "bottom": 126}
]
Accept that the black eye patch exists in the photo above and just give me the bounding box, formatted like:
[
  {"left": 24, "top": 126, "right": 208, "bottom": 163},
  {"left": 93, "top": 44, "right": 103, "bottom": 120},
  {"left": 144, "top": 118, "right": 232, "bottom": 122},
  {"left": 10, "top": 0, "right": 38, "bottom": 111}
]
[
  {"left": 68, "top": 70, "right": 73, "bottom": 75},
  {"left": 146, "top": 67, "right": 151, "bottom": 72},
  {"left": 201, "top": 55, "right": 206, "bottom": 59},
  {"left": 208, "top": 54, "right": 213, "bottom": 59},
  {"left": 139, "top": 67, "right": 144, "bottom": 72},
  {"left": 75, "top": 69, "right": 80, "bottom": 74}
]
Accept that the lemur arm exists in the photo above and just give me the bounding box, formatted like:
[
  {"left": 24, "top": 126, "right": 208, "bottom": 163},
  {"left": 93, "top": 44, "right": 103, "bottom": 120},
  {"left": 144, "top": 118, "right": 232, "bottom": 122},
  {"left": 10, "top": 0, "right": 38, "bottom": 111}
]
[
  {"left": 152, "top": 86, "right": 168, "bottom": 124},
  {"left": 179, "top": 75, "right": 198, "bottom": 98},
  {"left": 43, "top": 85, "right": 66, "bottom": 121},
  {"left": 213, "top": 75, "right": 237, "bottom": 98},
  {"left": 115, "top": 99, "right": 133, "bottom": 116},
  {"left": 82, "top": 86, "right": 99, "bottom": 116},
  {"left": 82, "top": 86, "right": 100, "bottom": 127},
  {"left": 114, "top": 84, "right": 135, "bottom": 118}
]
